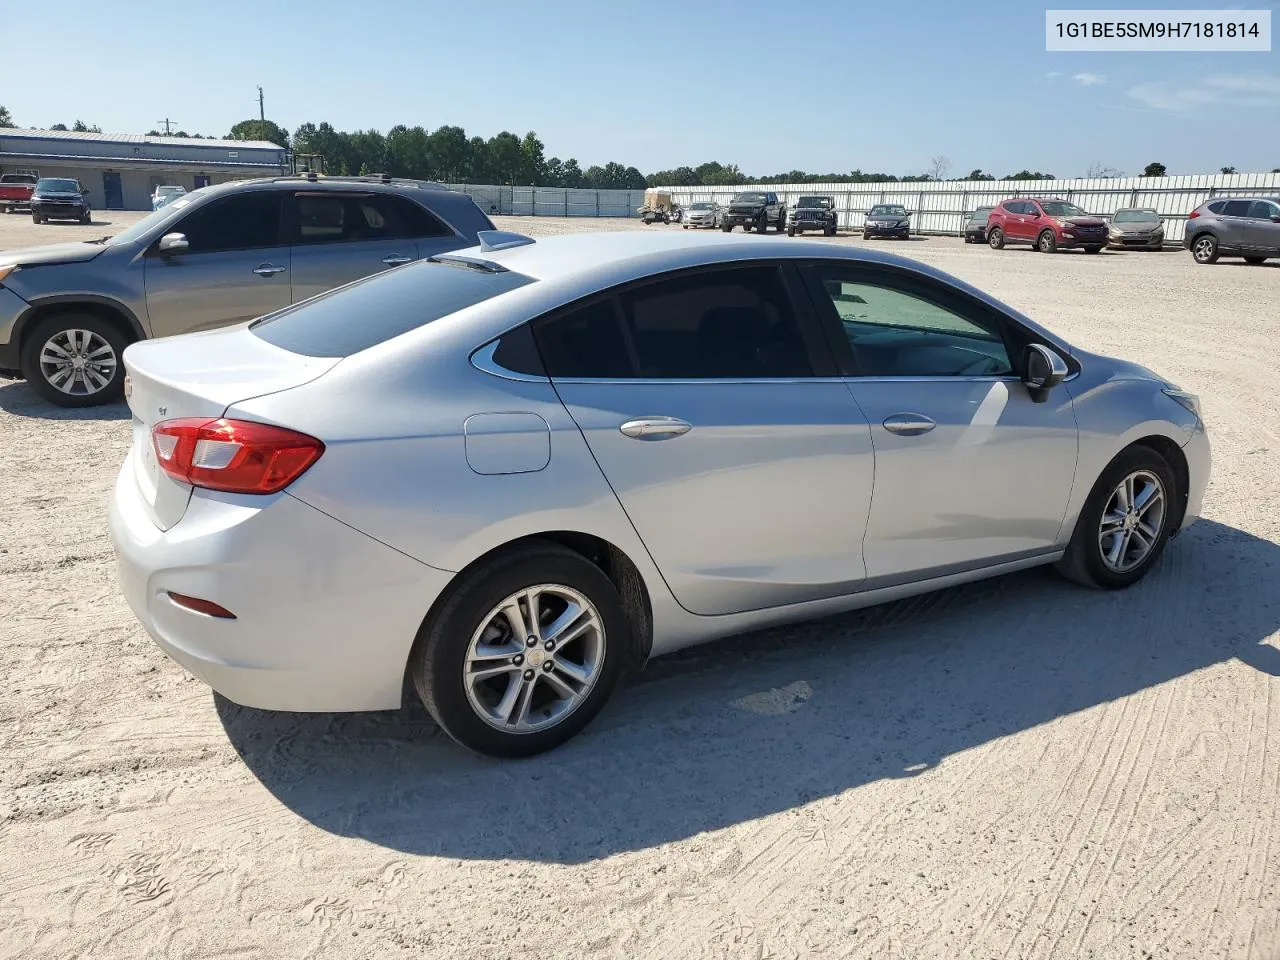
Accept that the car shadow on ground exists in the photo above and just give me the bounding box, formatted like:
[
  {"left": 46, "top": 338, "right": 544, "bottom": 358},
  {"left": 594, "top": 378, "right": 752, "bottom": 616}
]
[
  {"left": 0, "top": 377, "right": 129, "bottom": 421},
  {"left": 217, "top": 518, "right": 1280, "bottom": 864}
]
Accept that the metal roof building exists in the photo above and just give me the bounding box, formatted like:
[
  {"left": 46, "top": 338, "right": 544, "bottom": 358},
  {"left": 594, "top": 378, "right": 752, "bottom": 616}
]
[{"left": 0, "top": 127, "right": 288, "bottom": 212}]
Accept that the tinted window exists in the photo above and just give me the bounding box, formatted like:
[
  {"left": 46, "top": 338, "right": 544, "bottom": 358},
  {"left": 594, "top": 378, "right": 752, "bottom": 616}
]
[
  {"left": 174, "top": 192, "right": 284, "bottom": 253},
  {"left": 810, "top": 266, "right": 1012, "bottom": 378},
  {"left": 535, "top": 299, "right": 632, "bottom": 378},
  {"left": 1223, "top": 199, "right": 1252, "bottom": 217},
  {"left": 1248, "top": 200, "right": 1279, "bottom": 219},
  {"left": 251, "top": 260, "right": 534, "bottom": 358},
  {"left": 620, "top": 266, "right": 812, "bottom": 379},
  {"left": 489, "top": 323, "right": 546, "bottom": 377},
  {"left": 1207, "top": 201, "right": 1227, "bottom": 214},
  {"left": 291, "top": 193, "right": 451, "bottom": 245}
]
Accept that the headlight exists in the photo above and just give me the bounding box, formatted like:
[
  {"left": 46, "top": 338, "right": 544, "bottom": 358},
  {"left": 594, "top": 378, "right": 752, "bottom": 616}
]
[
  {"left": 1162, "top": 388, "right": 1201, "bottom": 419},
  {"left": 0, "top": 264, "right": 15, "bottom": 284}
]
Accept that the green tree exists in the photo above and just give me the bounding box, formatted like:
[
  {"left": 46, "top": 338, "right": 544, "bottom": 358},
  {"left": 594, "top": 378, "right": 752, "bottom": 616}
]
[
  {"left": 1220, "top": 166, "right": 1237, "bottom": 174},
  {"left": 560, "top": 158, "right": 584, "bottom": 188},
  {"left": 428, "top": 125, "right": 470, "bottom": 182},
  {"left": 347, "top": 129, "right": 387, "bottom": 174},
  {"left": 385, "top": 125, "right": 431, "bottom": 179},
  {"left": 227, "top": 119, "right": 290, "bottom": 147},
  {"left": 71, "top": 120, "right": 102, "bottom": 133},
  {"left": 0, "top": 105, "right": 15, "bottom": 127},
  {"left": 965, "top": 169, "right": 996, "bottom": 181},
  {"left": 50, "top": 123, "right": 69, "bottom": 131},
  {"left": 1142, "top": 161, "right": 1167, "bottom": 177},
  {"left": 1006, "top": 169, "right": 1055, "bottom": 180},
  {"left": 465, "top": 136, "right": 493, "bottom": 182},
  {"left": 519, "top": 131, "right": 547, "bottom": 186}
]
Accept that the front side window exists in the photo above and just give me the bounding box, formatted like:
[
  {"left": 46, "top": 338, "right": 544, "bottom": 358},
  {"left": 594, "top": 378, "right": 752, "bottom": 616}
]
[
  {"left": 535, "top": 266, "right": 816, "bottom": 380},
  {"left": 172, "top": 192, "right": 284, "bottom": 253},
  {"left": 1248, "top": 200, "right": 1279, "bottom": 220},
  {"left": 809, "top": 265, "right": 1013, "bottom": 378}
]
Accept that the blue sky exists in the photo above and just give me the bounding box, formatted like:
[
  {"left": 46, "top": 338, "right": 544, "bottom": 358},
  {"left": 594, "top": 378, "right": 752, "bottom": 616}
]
[{"left": 1, "top": 0, "right": 1276, "bottom": 178}]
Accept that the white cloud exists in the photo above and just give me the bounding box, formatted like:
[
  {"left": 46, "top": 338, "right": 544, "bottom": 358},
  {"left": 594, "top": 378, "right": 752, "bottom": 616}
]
[
  {"left": 1072, "top": 72, "right": 1106, "bottom": 86},
  {"left": 1128, "top": 73, "right": 1280, "bottom": 112},
  {"left": 1044, "top": 71, "right": 1064, "bottom": 80}
]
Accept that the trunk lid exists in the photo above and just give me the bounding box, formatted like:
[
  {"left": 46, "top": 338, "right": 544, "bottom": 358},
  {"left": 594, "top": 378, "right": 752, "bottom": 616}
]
[{"left": 123, "top": 325, "right": 342, "bottom": 529}]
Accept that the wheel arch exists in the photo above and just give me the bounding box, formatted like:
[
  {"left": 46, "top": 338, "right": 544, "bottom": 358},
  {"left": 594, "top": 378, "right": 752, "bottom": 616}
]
[
  {"left": 403, "top": 530, "right": 654, "bottom": 704},
  {"left": 16, "top": 296, "right": 145, "bottom": 360}
]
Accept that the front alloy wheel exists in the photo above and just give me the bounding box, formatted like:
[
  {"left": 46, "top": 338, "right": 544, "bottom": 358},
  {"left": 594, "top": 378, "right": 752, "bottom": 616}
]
[
  {"left": 1097, "top": 470, "right": 1166, "bottom": 574},
  {"left": 40, "top": 329, "right": 118, "bottom": 398}
]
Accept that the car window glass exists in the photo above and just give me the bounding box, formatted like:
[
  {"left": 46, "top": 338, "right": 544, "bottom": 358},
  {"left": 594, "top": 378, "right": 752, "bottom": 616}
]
[
  {"left": 620, "top": 266, "right": 814, "bottom": 379},
  {"left": 1248, "top": 200, "right": 1278, "bottom": 219},
  {"left": 812, "top": 269, "right": 1012, "bottom": 378},
  {"left": 292, "top": 193, "right": 452, "bottom": 245},
  {"left": 173, "top": 192, "right": 283, "bottom": 253},
  {"left": 1207, "top": 201, "right": 1226, "bottom": 214},
  {"left": 1223, "top": 199, "right": 1252, "bottom": 217},
  {"left": 534, "top": 299, "right": 633, "bottom": 379}
]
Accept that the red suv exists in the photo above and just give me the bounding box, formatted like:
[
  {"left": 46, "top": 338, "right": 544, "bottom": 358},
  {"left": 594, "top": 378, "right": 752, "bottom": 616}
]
[{"left": 986, "top": 197, "right": 1108, "bottom": 254}]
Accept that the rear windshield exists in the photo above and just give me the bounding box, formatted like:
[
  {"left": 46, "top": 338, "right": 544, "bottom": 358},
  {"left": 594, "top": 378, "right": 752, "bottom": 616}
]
[{"left": 251, "top": 258, "right": 535, "bottom": 358}]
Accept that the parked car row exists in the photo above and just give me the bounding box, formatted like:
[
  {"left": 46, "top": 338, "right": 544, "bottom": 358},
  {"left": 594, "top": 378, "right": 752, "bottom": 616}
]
[{"left": 964, "top": 195, "right": 1280, "bottom": 265}]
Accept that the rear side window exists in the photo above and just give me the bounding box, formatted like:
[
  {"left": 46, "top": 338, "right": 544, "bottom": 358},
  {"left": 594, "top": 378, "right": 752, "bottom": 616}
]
[
  {"left": 251, "top": 260, "right": 534, "bottom": 358},
  {"left": 292, "top": 193, "right": 453, "bottom": 244},
  {"left": 1223, "top": 199, "right": 1252, "bottom": 216},
  {"left": 535, "top": 299, "right": 633, "bottom": 378},
  {"left": 1207, "top": 201, "right": 1227, "bottom": 214}
]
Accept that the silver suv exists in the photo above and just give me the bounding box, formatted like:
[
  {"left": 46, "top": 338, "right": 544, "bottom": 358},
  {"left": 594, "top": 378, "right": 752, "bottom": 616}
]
[
  {"left": 1183, "top": 196, "right": 1280, "bottom": 265},
  {"left": 0, "top": 175, "right": 495, "bottom": 406}
]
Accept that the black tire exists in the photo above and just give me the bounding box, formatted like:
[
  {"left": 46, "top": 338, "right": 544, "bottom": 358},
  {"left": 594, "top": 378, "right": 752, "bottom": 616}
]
[
  {"left": 1244, "top": 256, "right": 1267, "bottom": 265},
  {"left": 410, "top": 541, "right": 628, "bottom": 758},
  {"left": 80, "top": 211, "right": 91, "bottom": 224},
  {"left": 1083, "top": 246, "right": 1102, "bottom": 254},
  {"left": 1191, "top": 233, "right": 1219, "bottom": 264},
  {"left": 682, "top": 224, "right": 688, "bottom": 230},
  {"left": 825, "top": 225, "right": 836, "bottom": 237},
  {"left": 987, "top": 226, "right": 1005, "bottom": 249},
  {"left": 756, "top": 212, "right": 768, "bottom": 234},
  {"left": 1037, "top": 229, "right": 1057, "bottom": 254},
  {"left": 20, "top": 312, "right": 129, "bottom": 407},
  {"left": 721, "top": 224, "right": 732, "bottom": 233},
  {"left": 1056, "top": 445, "right": 1179, "bottom": 590},
  {"left": 32, "top": 212, "right": 41, "bottom": 224},
  {"left": 786, "top": 225, "right": 795, "bottom": 236},
  {"left": 862, "top": 230, "right": 871, "bottom": 240}
]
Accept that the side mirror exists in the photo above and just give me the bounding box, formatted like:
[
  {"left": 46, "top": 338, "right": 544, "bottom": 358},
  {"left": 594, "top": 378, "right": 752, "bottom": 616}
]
[
  {"left": 1023, "top": 343, "right": 1069, "bottom": 402},
  {"left": 158, "top": 233, "right": 189, "bottom": 255}
]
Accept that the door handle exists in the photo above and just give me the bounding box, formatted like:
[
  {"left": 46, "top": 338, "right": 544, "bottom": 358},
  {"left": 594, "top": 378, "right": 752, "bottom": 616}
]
[
  {"left": 882, "top": 413, "right": 936, "bottom": 436},
  {"left": 381, "top": 255, "right": 413, "bottom": 266},
  {"left": 619, "top": 417, "right": 692, "bottom": 440},
  {"left": 252, "top": 263, "right": 287, "bottom": 276}
]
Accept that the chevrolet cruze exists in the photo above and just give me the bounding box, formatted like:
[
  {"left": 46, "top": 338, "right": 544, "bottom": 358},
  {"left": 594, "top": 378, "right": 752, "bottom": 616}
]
[{"left": 108, "top": 230, "right": 1210, "bottom": 757}]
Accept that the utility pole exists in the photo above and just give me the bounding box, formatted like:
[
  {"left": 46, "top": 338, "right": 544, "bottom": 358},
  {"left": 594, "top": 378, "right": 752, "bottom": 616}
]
[
  {"left": 156, "top": 118, "right": 176, "bottom": 135},
  {"left": 258, "top": 86, "right": 265, "bottom": 124}
]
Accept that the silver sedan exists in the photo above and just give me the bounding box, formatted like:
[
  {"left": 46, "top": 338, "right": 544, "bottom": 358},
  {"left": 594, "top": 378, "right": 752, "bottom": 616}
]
[{"left": 108, "top": 230, "right": 1210, "bottom": 757}]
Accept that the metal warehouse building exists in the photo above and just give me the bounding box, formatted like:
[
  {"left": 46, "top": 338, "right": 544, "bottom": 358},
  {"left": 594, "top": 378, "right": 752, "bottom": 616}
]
[{"left": 0, "top": 128, "right": 288, "bottom": 212}]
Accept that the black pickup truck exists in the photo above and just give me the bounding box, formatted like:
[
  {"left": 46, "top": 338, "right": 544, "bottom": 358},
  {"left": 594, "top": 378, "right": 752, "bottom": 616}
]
[{"left": 721, "top": 190, "right": 787, "bottom": 233}]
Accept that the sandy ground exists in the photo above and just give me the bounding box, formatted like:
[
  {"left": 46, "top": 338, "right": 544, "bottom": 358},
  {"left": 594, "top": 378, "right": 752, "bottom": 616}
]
[{"left": 2, "top": 213, "right": 1279, "bottom": 960}]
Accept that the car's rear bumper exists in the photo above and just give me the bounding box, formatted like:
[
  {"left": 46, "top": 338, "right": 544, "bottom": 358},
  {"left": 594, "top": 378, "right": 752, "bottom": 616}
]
[{"left": 108, "top": 455, "right": 454, "bottom": 712}]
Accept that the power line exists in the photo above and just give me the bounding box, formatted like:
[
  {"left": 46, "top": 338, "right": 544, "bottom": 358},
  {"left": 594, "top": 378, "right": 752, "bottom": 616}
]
[{"left": 155, "top": 118, "right": 177, "bottom": 135}]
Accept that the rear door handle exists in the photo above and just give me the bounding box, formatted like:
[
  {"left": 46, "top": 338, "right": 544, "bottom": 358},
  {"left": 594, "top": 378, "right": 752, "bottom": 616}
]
[
  {"left": 381, "top": 255, "right": 413, "bottom": 266},
  {"left": 620, "top": 417, "right": 692, "bottom": 440},
  {"left": 252, "top": 263, "right": 287, "bottom": 276},
  {"left": 882, "top": 413, "right": 936, "bottom": 436}
]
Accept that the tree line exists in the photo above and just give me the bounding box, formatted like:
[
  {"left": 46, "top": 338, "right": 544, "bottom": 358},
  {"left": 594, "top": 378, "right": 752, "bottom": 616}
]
[{"left": 1, "top": 106, "right": 1276, "bottom": 184}]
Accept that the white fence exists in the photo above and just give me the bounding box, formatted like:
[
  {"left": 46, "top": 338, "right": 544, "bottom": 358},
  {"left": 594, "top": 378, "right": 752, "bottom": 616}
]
[{"left": 449, "top": 172, "right": 1280, "bottom": 242}]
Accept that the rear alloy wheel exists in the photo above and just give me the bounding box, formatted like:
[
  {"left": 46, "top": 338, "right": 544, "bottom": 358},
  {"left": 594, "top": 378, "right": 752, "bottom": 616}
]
[
  {"left": 1037, "top": 229, "right": 1058, "bottom": 253},
  {"left": 1191, "top": 234, "right": 1219, "bottom": 264},
  {"left": 411, "top": 542, "right": 628, "bottom": 757},
  {"left": 1057, "top": 446, "right": 1177, "bottom": 589},
  {"left": 21, "top": 313, "right": 128, "bottom": 407},
  {"left": 987, "top": 226, "right": 1005, "bottom": 249},
  {"left": 1244, "top": 256, "right": 1267, "bottom": 265}
]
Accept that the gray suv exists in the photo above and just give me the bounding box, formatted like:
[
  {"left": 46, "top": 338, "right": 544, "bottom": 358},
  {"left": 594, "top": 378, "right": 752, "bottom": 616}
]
[
  {"left": 0, "top": 175, "right": 494, "bottom": 406},
  {"left": 1183, "top": 196, "right": 1280, "bottom": 265}
]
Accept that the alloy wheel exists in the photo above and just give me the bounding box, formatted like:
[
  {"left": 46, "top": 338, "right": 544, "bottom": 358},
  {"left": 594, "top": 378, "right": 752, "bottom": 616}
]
[
  {"left": 463, "top": 584, "right": 606, "bottom": 734},
  {"left": 1193, "top": 237, "right": 1216, "bottom": 263},
  {"left": 38, "top": 328, "right": 118, "bottom": 396},
  {"left": 1097, "top": 469, "right": 1166, "bottom": 573}
]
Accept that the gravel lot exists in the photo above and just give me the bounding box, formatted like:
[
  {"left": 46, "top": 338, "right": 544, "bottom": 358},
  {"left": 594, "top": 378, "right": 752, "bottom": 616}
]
[{"left": 2, "top": 213, "right": 1279, "bottom": 960}]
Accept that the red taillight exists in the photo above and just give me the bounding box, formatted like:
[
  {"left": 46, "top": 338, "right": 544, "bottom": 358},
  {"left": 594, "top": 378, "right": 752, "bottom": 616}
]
[
  {"left": 1187, "top": 209, "right": 1200, "bottom": 219},
  {"left": 152, "top": 418, "right": 324, "bottom": 494},
  {"left": 166, "top": 592, "right": 236, "bottom": 619}
]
